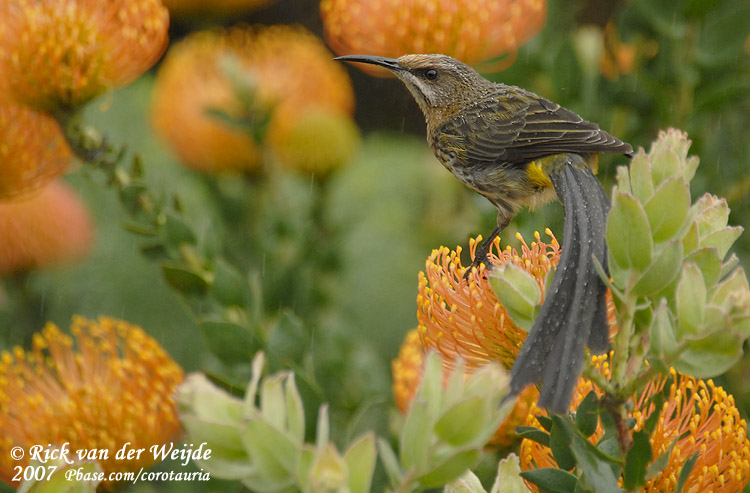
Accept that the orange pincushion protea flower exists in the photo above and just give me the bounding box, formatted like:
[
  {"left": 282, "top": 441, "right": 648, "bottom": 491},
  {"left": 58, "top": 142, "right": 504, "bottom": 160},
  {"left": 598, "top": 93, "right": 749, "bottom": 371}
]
[
  {"left": 417, "top": 230, "right": 560, "bottom": 372},
  {"left": 0, "top": 316, "right": 184, "bottom": 488},
  {"left": 151, "top": 25, "right": 356, "bottom": 174},
  {"left": 0, "top": 181, "right": 92, "bottom": 274},
  {"left": 0, "top": 98, "right": 71, "bottom": 198},
  {"left": 520, "top": 359, "right": 750, "bottom": 492},
  {"left": 392, "top": 329, "right": 424, "bottom": 414},
  {"left": 0, "top": 0, "right": 169, "bottom": 113},
  {"left": 321, "top": 0, "right": 546, "bottom": 75}
]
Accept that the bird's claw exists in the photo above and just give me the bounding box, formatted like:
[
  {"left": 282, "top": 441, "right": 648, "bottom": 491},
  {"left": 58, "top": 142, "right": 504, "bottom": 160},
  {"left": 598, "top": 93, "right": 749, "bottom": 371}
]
[{"left": 462, "top": 255, "right": 492, "bottom": 281}]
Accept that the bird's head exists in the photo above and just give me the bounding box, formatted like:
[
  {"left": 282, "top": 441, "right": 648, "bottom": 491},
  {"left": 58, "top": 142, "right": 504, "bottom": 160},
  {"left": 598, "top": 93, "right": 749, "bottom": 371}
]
[{"left": 335, "top": 54, "right": 487, "bottom": 118}]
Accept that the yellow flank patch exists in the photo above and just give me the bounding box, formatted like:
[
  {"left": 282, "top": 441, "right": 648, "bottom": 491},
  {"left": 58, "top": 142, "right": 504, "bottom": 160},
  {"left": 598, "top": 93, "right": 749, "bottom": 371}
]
[{"left": 527, "top": 160, "right": 554, "bottom": 188}]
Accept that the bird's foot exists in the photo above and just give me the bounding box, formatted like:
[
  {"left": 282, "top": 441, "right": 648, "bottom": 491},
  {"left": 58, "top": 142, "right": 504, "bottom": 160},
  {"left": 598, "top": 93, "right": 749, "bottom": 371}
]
[{"left": 462, "top": 254, "right": 493, "bottom": 281}]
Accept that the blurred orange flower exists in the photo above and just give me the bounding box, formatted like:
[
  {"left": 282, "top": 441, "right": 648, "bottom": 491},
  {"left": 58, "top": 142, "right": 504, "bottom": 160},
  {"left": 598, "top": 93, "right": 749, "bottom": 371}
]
[
  {"left": 150, "top": 29, "right": 264, "bottom": 173},
  {"left": 0, "top": 98, "right": 71, "bottom": 198},
  {"left": 0, "top": 181, "right": 92, "bottom": 275},
  {"left": 599, "top": 22, "right": 637, "bottom": 81},
  {"left": 321, "top": 0, "right": 546, "bottom": 75},
  {"left": 417, "top": 231, "right": 559, "bottom": 372},
  {"left": 0, "top": 316, "right": 184, "bottom": 488},
  {"left": 151, "top": 25, "right": 357, "bottom": 174},
  {"left": 0, "top": 0, "right": 169, "bottom": 113},
  {"left": 520, "top": 361, "right": 750, "bottom": 492}
]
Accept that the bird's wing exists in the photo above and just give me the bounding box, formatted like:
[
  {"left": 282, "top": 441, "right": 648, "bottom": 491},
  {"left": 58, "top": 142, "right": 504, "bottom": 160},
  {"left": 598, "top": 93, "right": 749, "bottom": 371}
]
[{"left": 445, "top": 88, "right": 633, "bottom": 166}]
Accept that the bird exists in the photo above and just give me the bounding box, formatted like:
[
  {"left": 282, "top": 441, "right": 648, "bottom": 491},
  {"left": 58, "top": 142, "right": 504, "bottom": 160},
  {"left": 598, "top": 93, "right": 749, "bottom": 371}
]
[{"left": 335, "top": 53, "right": 633, "bottom": 413}]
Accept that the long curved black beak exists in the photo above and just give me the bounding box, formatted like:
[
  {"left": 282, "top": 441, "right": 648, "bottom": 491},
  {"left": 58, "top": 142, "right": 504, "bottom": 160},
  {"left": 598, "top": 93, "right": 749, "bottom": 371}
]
[{"left": 333, "top": 55, "right": 402, "bottom": 71}]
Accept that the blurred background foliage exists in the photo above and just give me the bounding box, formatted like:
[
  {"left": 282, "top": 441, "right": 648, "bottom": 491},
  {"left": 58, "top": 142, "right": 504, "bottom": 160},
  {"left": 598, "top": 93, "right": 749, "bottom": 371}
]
[{"left": 0, "top": 0, "right": 748, "bottom": 490}]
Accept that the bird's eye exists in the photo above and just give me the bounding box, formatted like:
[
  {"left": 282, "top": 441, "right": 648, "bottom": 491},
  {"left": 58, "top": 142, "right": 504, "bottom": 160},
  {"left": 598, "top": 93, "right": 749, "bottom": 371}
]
[{"left": 424, "top": 69, "right": 438, "bottom": 80}]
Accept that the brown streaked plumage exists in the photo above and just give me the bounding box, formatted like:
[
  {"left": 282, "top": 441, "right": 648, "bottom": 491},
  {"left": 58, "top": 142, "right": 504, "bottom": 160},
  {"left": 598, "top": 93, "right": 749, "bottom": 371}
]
[{"left": 336, "top": 53, "right": 632, "bottom": 413}]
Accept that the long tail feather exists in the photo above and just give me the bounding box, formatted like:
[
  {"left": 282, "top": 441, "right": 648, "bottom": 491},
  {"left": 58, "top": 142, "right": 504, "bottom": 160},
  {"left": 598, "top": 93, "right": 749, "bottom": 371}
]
[{"left": 508, "top": 154, "right": 610, "bottom": 413}]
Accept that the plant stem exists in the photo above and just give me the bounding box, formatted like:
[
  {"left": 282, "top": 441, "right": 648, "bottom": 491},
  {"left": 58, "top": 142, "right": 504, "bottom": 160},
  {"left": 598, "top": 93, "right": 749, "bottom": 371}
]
[{"left": 611, "top": 295, "right": 635, "bottom": 392}]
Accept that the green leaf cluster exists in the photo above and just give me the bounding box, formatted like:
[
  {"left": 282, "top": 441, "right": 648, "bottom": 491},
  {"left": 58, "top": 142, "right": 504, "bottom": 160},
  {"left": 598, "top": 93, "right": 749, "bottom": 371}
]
[
  {"left": 380, "top": 353, "right": 513, "bottom": 491},
  {"left": 607, "top": 129, "right": 750, "bottom": 379},
  {"left": 178, "top": 353, "right": 377, "bottom": 493}
]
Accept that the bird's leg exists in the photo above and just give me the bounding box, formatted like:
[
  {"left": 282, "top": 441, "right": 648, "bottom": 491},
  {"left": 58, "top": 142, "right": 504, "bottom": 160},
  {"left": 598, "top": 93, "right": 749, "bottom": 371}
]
[{"left": 463, "top": 216, "right": 510, "bottom": 280}]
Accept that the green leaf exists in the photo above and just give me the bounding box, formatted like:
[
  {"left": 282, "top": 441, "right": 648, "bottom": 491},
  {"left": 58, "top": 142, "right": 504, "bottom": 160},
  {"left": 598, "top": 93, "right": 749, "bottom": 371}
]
[
  {"left": 161, "top": 262, "right": 210, "bottom": 294},
  {"left": 419, "top": 352, "right": 445, "bottom": 417},
  {"left": 516, "top": 426, "right": 550, "bottom": 447},
  {"left": 649, "top": 300, "right": 678, "bottom": 358},
  {"left": 711, "top": 266, "right": 749, "bottom": 304},
  {"left": 673, "top": 330, "right": 743, "bottom": 378},
  {"left": 643, "top": 177, "right": 691, "bottom": 243},
  {"left": 164, "top": 213, "right": 196, "bottom": 246},
  {"left": 615, "top": 163, "right": 632, "bottom": 193},
  {"left": 199, "top": 319, "right": 261, "bottom": 365},
  {"left": 631, "top": 240, "right": 684, "bottom": 298},
  {"left": 675, "top": 263, "right": 706, "bottom": 336},
  {"left": 445, "top": 358, "right": 467, "bottom": 408},
  {"left": 180, "top": 417, "right": 252, "bottom": 477},
  {"left": 120, "top": 220, "right": 157, "bottom": 236},
  {"left": 308, "top": 444, "right": 347, "bottom": 492},
  {"left": 675, "top": 452, "right": 699, "bottom": 493},
  {"left": 418, "top": 449, "right": 480, "bottom": 489},
  {"left": 571, "top": 434, "right": 624, "bottom": 493},
  {"left": 140, "top": 242, "right": 168, "bottom": 260},
  {"left": 649, "top": 148, "right": 681, "bottom": 187},
  {"left": 296, "top": 447, "right": 315, "bottom": 492},
  {"left": 267, "top": 310, "right": 307, "bottom": 365},
  {"left": 628, "top": 153, "right": 653, "bottom": 203},
  {"left": 536, "top": 416, "right": 554, "bottom": 432},
  {"left": 701, "top": 226, "right": 743, "bottom": 260},
  {"left": 344, "top": 433, "right": 377, "bottom": 493},
  {"left": 241, "top": 420, "right": 299, "bottom": 482},
  {"left": 595, "top": 413, "right": 622, "bottom": 465},
  {"left": 260, "top": 373, "right": 287, "bottom": 430},
  {"left": 550, "top": 416, "right": 576, "bottom": 471},
  {"left": 694, "top": 195, "right": 729, "bottom": 237},
  {"left": 623, "top": 430, "right": 653, "bottom": 489},
  {"left": 118, "top": 182, "right": 149, "bottom": 215},
  {"left": 377, "top": 438, "right": 403, "bottom": 486},
  {"left": 130, "top": 155, "right": 145, "bottom": 178},
  {"left": 684, "top": 248, "right": 722, "bottom": 288},
  {"left": 284, "top": 374, "right": 305, "bottom": 444},
  {"left": 490, "top": 454, "right": 528, "bottom": 493},
  {"left": 211, "top": 258, "right": 249, "bottom": 307},
  {"left": 682, "top": 222, "right": 700, "bottom": 255},
  {"left": 445, "top": 470, "right": 487, "bottom": 493},
  {"left": 490, "top": 263, "right": 542, "bottom": 331},
  {"left": 316, "top": 404, "right": 330, "bottom": 451},
  {"left": 719, "top": 255, "right": 741, "bottom": 286},
  {"left": 575, "top": 392, "right": 599, "bottom": 438},
  {"left": 607, "top": 192, "right": 653, "bottom": 274},
  {"left": 435, "top": 397, "right": 489, "bottom": 447},
  {"left": 400, "top": 399, "right": 432, "bottom": 472},
  {"left": 520, "top": 468, "right": 578, "bottom": 493}
]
